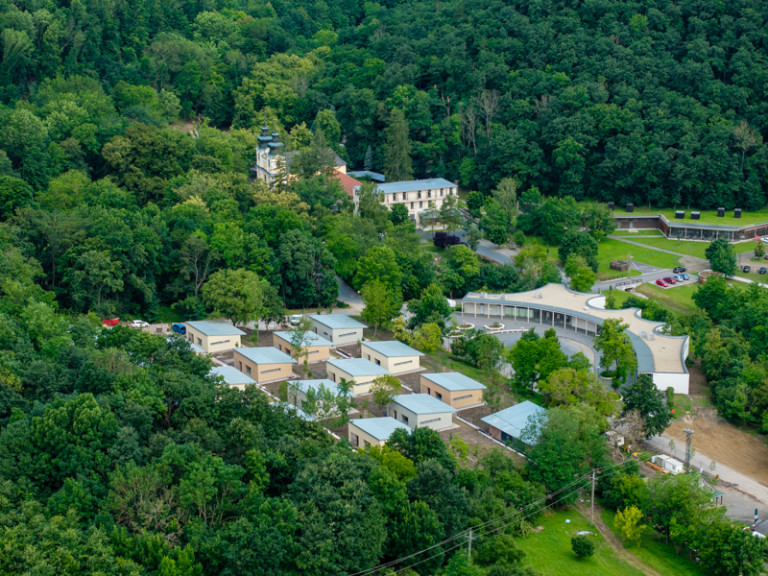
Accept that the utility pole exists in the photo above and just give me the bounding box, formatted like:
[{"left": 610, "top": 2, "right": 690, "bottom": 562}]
[
  {"left": 590, "top": 469, "right": 596, "bottom": 525},
  {"left": 684, "top": 429, "right": 694, "bottom": 472},
  {"left": 467, "top": 527, "right": 473, "bottom": 563}
]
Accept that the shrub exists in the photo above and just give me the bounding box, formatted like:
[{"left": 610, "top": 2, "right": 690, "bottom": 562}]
[{"left": 571, "top": 535, "right": 595, "bottom": 559}]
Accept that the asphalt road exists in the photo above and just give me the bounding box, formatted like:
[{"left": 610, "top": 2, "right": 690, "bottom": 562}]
[{"left": 645, "top": 433, "right": 768, "bottom": 523}]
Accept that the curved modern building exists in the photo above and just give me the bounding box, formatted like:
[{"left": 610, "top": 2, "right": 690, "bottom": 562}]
[{"left": 460, "top": 284, "right": 690, "bottom": 394}]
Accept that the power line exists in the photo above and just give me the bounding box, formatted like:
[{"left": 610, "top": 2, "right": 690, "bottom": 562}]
[{"left": 351, "top": 456, "right": 648, "bottom": 576}]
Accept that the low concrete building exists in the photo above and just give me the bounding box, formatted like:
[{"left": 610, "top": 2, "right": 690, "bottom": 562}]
[
  {"left": 361, "top": 341, "right": 425, "bottom": 374},
  {"left": 481, "top": 401, "right": 547, "bottom": 447},
  {"left": 462, "top": 284, "right": 692, "bottom": 394},
  {"left": 272, "top": 331, "right": 334, "bottom": 363},
  {"left": 184, "top": 321, "right": 245, "bottom": 354},
  {"left": 325, "top": 358, "right": 391, "bottom": 394},
  {"left": 348, "top": 417, "right": 410, "bottom": 448},
  {"left": 419, "top": 372, "right": 486, "bottom": 408},
  {"left": 233, "top": 347, "right": 296, "bottom": 383},
  {"left": 387, "top": 394, "right": 457, "bottom": 431},
  {"left": 309, "top": 314, "right": 366, "bottom": 346},
  {"left": 286, "top": 379, "right": 354, "bottom": 419},
  {"left": 651, "top": 454, "right": 684, "bottom": 474},
  {"left": 209, "top": 365, "right": 257, "bottom": 389}
]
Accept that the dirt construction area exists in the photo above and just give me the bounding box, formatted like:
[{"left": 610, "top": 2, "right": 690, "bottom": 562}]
[{"left": 665, "top": 410, "right": 768, "bottom": 488}]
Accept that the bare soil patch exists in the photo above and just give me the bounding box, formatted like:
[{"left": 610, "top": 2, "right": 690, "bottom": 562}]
[{"left": 666, "top": 412, "right": 768, "bottom": 486}]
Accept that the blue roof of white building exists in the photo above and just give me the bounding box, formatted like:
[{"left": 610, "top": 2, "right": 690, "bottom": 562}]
[
  {"left": 481, "top": 401, "right": 547, "bottom": 445},
  {"left": 287, "top": 379, "right": 355, "bottom": 397},
  {"left": 210, "top": 365, "right": 256, "bottom": 386},
  {"left": 374, "top": 178, "right": 456, "bottom": 194},
  {"left": 390, "top": 393, "right": 457, "bottom": 415},
  {"left": 350, "top": 417, "right": 410, "bottom": 441},
  {"left": 309, "top": 314, "right": 367, "bottom": 330},
  {"left": 363, "top": 341, "right": 424, "bottom": 358},
  {"left": 347, "top": 170, "right": 386, "bottom": 182},
  {"left": 326, "top": 358, "right": 391, "bottom": 377},
  {"left": 421, "top": 372, "right": 486, "bottom": 392},
  {"left": 274, "top": 331, "right": 334, "bottom": 347},
  {"left": 235, "top": 346, "right": 297, "bottom": 364},
  {"left": 185, "top": 320, "right": 246, "bottom": 336}
]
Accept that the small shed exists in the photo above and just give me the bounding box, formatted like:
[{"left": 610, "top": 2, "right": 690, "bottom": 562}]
[
  {"left": 273, "top": 331, "right": 334, "bottom": 363},
  {"left": 420, "top": 372, "right": 486, "bottom": 408},
  {"left": 481, "top": 401, "right": 548, "bottom": 447},
  {"left": 184, "top": 321, "right": 246, "bottom": 354},
  {"left": 361, "top": 341, "right": 425, "bottom": 374},
  {"left": 610, "top": 260, "right": 630, "bottom": 272},
  {"left": 387, "top": 394, "right": 457, "bottom": 431},
  {"left": 209, "top": 365, "right": 257, "bottom": 389},
  {"left": 348, "top": 417, "right": 410, "bottom": 448},
  {"left": 309, "top": 314, "right": 366, "bottom": 346},
  {"left": 651, "top": 454, "right": 684, "bottom": 474},
  {"left": 286, "top": 379, "right": 354, "bottom": 419},
  {"left": 233, "top": 347, "right": 297, "bottom": 383},
  {"left": 325, "top": 358, "right": 391, "bottom": 394}
]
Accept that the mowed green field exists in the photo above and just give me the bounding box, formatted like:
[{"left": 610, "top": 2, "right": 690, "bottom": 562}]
[
  {"left": 635, "top": 282, "right": 699, "bottom": 314},
  {"left": 596, "top": 238, "right": 681, "bottom": 279},
  {"left": 601, "top": 510, "right": 710, "bottom": 576},
  {"left": 520, "top": 509, "right": 644, "bottom": 576},
  {"left": 624, "top": 237, "right": 760, "bottom": 260}
]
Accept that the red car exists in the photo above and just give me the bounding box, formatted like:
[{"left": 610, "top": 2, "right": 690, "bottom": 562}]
[
  {"left": 655, "top": 279, "right": 668, "bottom": 287},
  {"left": 662, "top": 276, "right": 676, "bottom": 284},
  {"left": 102, "top": 317, "right": 120, "bottom": 327}
]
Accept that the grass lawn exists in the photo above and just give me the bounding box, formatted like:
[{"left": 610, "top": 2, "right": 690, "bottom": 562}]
[
  {"left": 623, "top": 237, "right": 761, "bottom": 260},
  {"left": 601, "top": 289, "right": 642, "bottom": 309},
  {"left": 634, "top": 282, "right": 699, "bottom": 314},
  {"left": 597, "top": 238, "right": 680, "bottom": 279},
  {"left": 613, "top": 205, "right": 768, "bottom": 226},
  {"left": 601, "top": 510, "right": 709, "bottom": 576},
  {"left": 611, "top": 229, "right": 665, "bottom": 237},
  {"left": 520, "top": 509, "right": 644, "bottom": 576}
]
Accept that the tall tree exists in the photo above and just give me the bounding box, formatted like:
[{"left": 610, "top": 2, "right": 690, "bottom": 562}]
[
  {"left": 383, "top": 108, "right": 413, "bottom": 182},
  {"left": 705, "top": 238, "right": 737, "bottom": 276},
  {"left": 202, "top": 268, "right": 266, "bottom": 327},
  {"left": 622, "top": 373, "right": 673, "bottom": 438}
]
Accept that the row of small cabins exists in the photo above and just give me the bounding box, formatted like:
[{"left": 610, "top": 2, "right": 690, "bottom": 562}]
[{"left": 182, "top": 315, "right": 547, "bottom": 450}]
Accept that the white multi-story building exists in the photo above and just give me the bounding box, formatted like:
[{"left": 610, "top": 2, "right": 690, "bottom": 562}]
[{"left": 354, "top": 178, "right": 458, "bottom": 225}]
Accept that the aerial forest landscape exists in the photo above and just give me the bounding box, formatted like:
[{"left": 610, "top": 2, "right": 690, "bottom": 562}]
[{"left": 2, "top": 0, "right": 768, "bottom": 574}]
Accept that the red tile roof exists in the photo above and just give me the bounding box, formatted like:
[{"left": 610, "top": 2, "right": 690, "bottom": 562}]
[{"left": 331, "top": 170, "right": 362, "bottom": 197}]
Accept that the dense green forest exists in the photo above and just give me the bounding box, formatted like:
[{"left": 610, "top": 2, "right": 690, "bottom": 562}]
[
  {"left": 3, "top": 0, "right": 768, "bottom": 207},
  {"left": 3, "top": 0, "right": 768, "bottom": 573}
]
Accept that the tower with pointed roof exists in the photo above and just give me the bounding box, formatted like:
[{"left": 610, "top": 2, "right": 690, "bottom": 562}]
[{"left": 251, "top": 126, "right": 287, "bottom": 186}]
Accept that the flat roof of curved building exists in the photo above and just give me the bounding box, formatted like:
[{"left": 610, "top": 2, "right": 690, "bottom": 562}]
[{"left": 462, "top": 284, "right": 689, "bottom": 375}]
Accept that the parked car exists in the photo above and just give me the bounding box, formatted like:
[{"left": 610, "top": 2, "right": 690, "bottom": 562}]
[
  {"left": 760, "top": 267, "right": 767, "bottom": 275},
  {"left": 680, "top": 273, "right": 690, "bottom": 280},
  {"left": 289, "top": 314, "right": 302, "bottom": 325},
  {"left": 171, "top": 323, "right": 186, "bottom": 335},
  {"left": 102, "top": 317, "right": 119, "bottom": 327},
  {"left": 656, "top": 279, "right": 668, "bottom": 287},
  {"left": 662, "top": 276, "right": 676, "bottom": 284},
  {"left": 743, "top": 265, "right": 751, "bottom": 273},
  {"left": 131, "top": 319, "right": 149, "bottom": 328},
  {"left": 673, "top": 266, "right": 686, "bottom": 274},
  {"left": 673, "top": 274, "right": 683, "bottom": 282}
]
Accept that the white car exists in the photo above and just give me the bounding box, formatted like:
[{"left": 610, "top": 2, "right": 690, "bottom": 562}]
[{"left": 131, "top": 319, "right": 149, "bottom": 329}]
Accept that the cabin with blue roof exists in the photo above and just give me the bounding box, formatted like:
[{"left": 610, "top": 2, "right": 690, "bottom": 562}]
[
  {"left": 348, "top": 417, "right": 410, "bottom": 448},
  {"left": 233, "top": 346, "right": 297, "bottom": 383},
  {"left": 184, "top": 320, "right": 246, "bottom": 354},
  {"left": 481, "top": 401, "right": 548, "bottom": 447},
  {"left": 361, "top": 340, "right": 424, "bottom": 374},
  {"left": 387, "top": 393, "right": 457, "bottom": 431},
  {"left": 272, "top": 330, "right": 334, "bottom": 363},
  {"left": 325, "top": 358, "right": 392, "bottom": 394},
  {"left": 286, "top": 379, "right": 355, "bottom": 419},
  {"left": 419, "top": 372, "right": 487, "bottom": 408},
  {"left": 309, "top": 314, "right": 367, "bottom": 346}
]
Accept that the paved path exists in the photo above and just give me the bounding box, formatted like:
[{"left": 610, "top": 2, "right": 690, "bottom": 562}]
[
  {"left": 646, "top": 433, "right": 768, "bottom": 523},
  {"left": 336, "top": 275, "right": 364, "bottom": 312}
]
